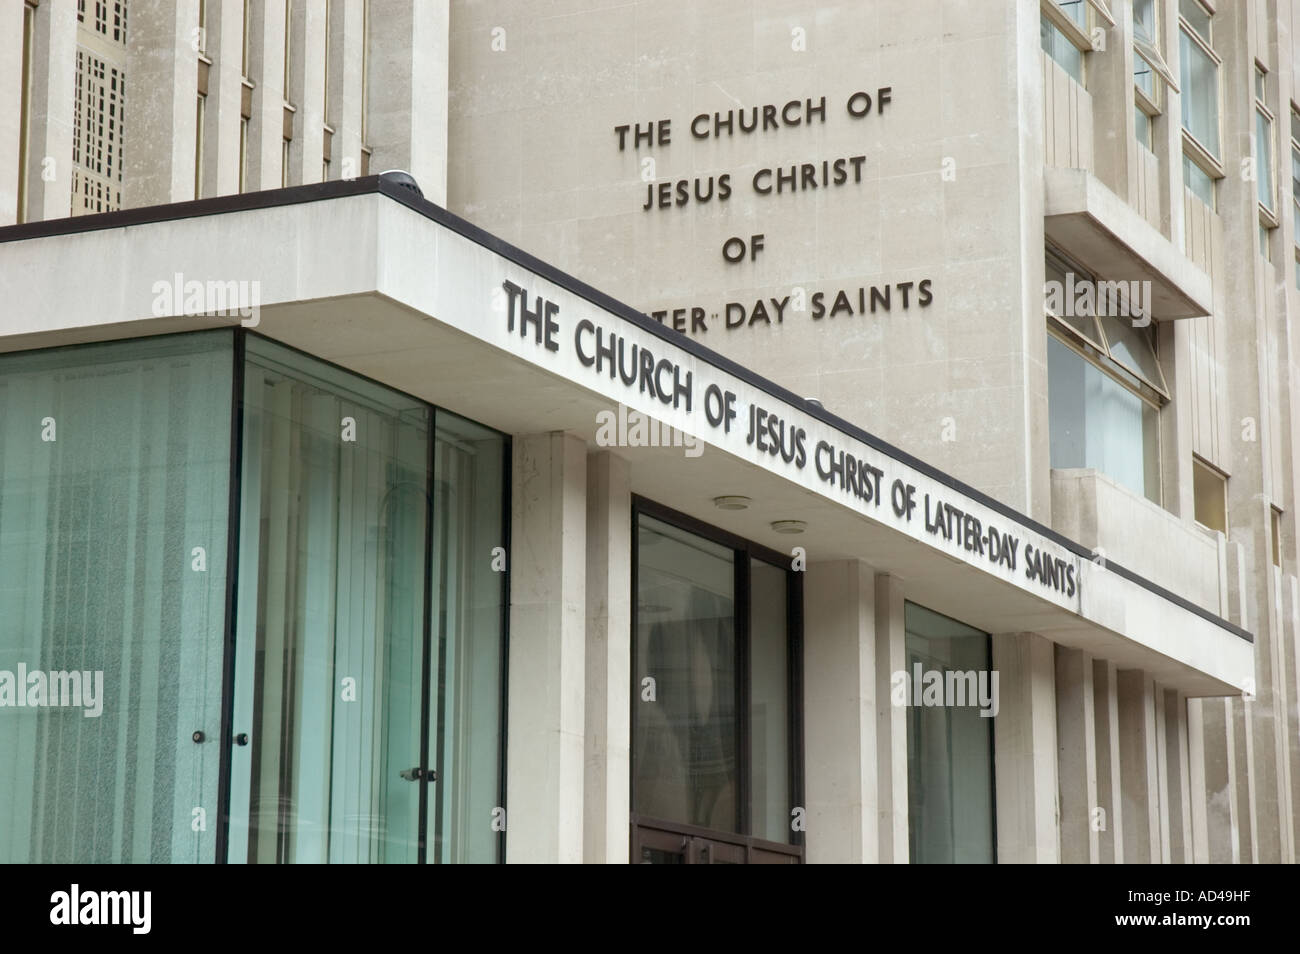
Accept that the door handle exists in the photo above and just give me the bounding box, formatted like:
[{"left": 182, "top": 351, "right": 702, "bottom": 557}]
[{"left": 399, "top": 767, "right": 438, "bottom": 782}]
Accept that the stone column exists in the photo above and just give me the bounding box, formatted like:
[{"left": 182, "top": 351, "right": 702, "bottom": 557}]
[
  {"left": 803, "top": 560, "right": 877, "bottom": 863},
  {"left": 200, "top": 0, "right": 245, "bottom": 198},
  {"left": 993, "top": 632, "right": 1060, "bottom": 862},
  {"left": 124, "top": 0, "right": 200, "bottom": 208},
  {"left": 874, "top": 573, "right": 908, "bottom": 863},
  {"left": 1056, "top": 646, "right": 1098, "bottom": 862},
  {"left": 368, "top": 0, "right": 449, "bottom": 204},
  {"left": 1093, "top": 659, "right": 1125, "bottom": 862},
  {"left": 505, "top": 432, "right": 586, "bottom": 863},
  {"left": 1117, "top": 669, "right": 1160, "bottom": 862},
  {"left": 583, "top": 451, "right": 630, "bottom": 863},
  {"left": 243, "top": 0, "right": 288, "bottom": 190},
  {"left": 0, "top": 3, "right": 25, "bottom": 224},
  {"left": 25, "top": 0, "right": 78, "bottom": 219}
]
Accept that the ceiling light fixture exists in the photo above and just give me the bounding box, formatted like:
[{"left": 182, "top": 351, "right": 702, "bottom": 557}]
[
  {"left": 770, "top": 520, "right": 806, "bottom": 534},
  {"left": 712, "top": 495, "right": 752, "bottom": 511}
]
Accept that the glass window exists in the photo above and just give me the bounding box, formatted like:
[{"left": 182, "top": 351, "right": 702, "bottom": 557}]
[
  {"left": 1179, "top": 0, "right": 1211, "bottom": 44},
  {"left": 1291, "top": 137, "right": 1300, "bottom": 245},
  {"left": 1044, "top": 248, "right": 1103, "bottom": 344},
  {"left": 1192, "top": 458, "right": 1227, "bottom": 534},
  {"left": 749, "top": 560, "right": 789, "bottom": 844},
  {"left": 1100, "top": 314, "right": 1163, "bottom": 387},
  {"left": 0, "top": 331, "right": 234, "bottom": 862},
  {"left": 226, "top": 338, "right": 432, "bottom": 864},
  {"left": 1257, "top": 77, "right": 1275, "bottom": 212},
  {"left": 1133, "top": 0, "right": 1156, "bottom": 46},
  {"left": 1184, "top": 153, "right": 1216, "bottom": 208},
  {"left": 1048, "top": 334, "right": 1161, "bottom": 502},
  {"left": 428, "top": 411, "right": 508, "bottom": 864},
  {"left": 1134, "top": 53, "right": 1156, "bottom": 101},
  {"left": 905, "top": 603, "right": 995, "bottom": 864},
  {"left": 1058, "top": 0, "right": 1086, "bottom": 29},
  {"left": 225, "top": 336, "right": 507, "bottom": 864},
  {"left": 634, "top": 516, "right": 738, "bottom": 833},
  {"left": 632, "top": 509, "right": 800, "bottom": 856},
  {"left": 1179, "top": 27, "right": 1219, "bottom": 158},
  {"left": 1041, "top": 12, "right": 1084, "bottom": 84},
  {"left": 0, "top": 332, "right": 509, "bottom": 865},
  {"left": 1135, "top": 104, "right": 1153, "bottom": 150}
]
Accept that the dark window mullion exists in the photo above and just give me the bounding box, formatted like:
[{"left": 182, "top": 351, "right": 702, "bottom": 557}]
[
  {"left": 215, "top": 327, "right": 246, "bottom": 864},
  {"left": 786, "top": 564, "right": 804, "bottom": 851},
  {"left": 735, "top": 551, "right": 750, "bottom": 837},
  {"left": 416, "top": 407, "right": 436, "bottom": 863}
]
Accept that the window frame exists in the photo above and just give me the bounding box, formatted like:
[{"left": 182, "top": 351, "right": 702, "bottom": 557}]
[
  {"left": 1290, "top": 104, "right": 1300, "bottom": 250},
  {"left": 1191, "top": 455, "right": 1229, "bottom": 536},
  {"left": 1256, "top": 63, "right": 1278, "bottom": 226},
  {"left": 903, "top": 600, "right": 998, "bottom": 865},
  {"left": 1133, "top": 0, "right": 1179, "bottom": 125},
  {"left": 1178, "top": 0, "right": 1224, "bottom": 200},
  {"left": 1045, "top": 245, "right": 1170, "bottom": 404},
  {"left": 1041, "top": 0, "right": 1094, "bottom": 85}
]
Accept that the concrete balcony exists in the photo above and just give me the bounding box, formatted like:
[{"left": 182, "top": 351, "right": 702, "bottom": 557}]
[{"left": 1051, "top": 468, "right": 1223, "bottom": 616}]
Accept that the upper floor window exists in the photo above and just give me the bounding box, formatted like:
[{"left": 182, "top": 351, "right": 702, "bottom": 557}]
[
  {"left": 1192, "top": 457, "right": 1228, "bottom": 535},
  {"left": 1256, "top": 65, "right": 1276, "bottom": 217},
  {"left": 1045, "top": 247, "right": 1167, "bottom": 504},
  {"left": 1179, "top": 0, "right": 1221, "bottom": 208},
  {"left": 1290, "top": 105, "right": 1300, "bottom": 252},
  {"left": 1132, "top": 0, "right": 1177, "bottom": 153},
  {"left": 1041, "top": 0, "right": 1089, "bottom": 85}
]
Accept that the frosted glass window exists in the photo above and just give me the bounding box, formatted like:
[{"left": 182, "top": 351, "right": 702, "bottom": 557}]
[
  {"left": 226, "top": 337, "right": 507, "bottom": 864},
  {"left": 428, "top": 411, "right": 507, "bottom": 865},
  {"left": 225, "top": 338, "right": 433, "bottom": 864},
  {"left": 0, "top": 331, "right": 233, "bottom": 862}
]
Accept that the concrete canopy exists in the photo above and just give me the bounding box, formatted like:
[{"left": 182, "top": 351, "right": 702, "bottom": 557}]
[{"left": 0, "top": 178, "right": 1253, "bottom": 696}]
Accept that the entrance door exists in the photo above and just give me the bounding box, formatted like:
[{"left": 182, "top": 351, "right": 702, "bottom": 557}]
[
  {"left": 631, "top": 503, "right": 804, "bottom": 865},
  {"left": 223, "top": 351, "right": 435, "bottom": 863},
  {"left": 221, "top": 337, "right": 508, "bottom": 864}
]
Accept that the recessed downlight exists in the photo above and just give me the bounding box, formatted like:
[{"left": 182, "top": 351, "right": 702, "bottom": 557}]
[
  {"left": 770, "top": 520, "right": 806, "bottom": 534},
  {"left": 713, "top": 495, "right": 752, "bottom": 511}
]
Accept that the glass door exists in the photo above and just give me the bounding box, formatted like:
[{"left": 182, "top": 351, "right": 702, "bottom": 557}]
[
  {"left": 223, "top": 338, "right": 508, "bottom": 864},
  {"left": 225, "top": 340, "right": 433, "bottom": 864},
  {"left": 631, "top": 502, "right": 804, "bottom": 865}
]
